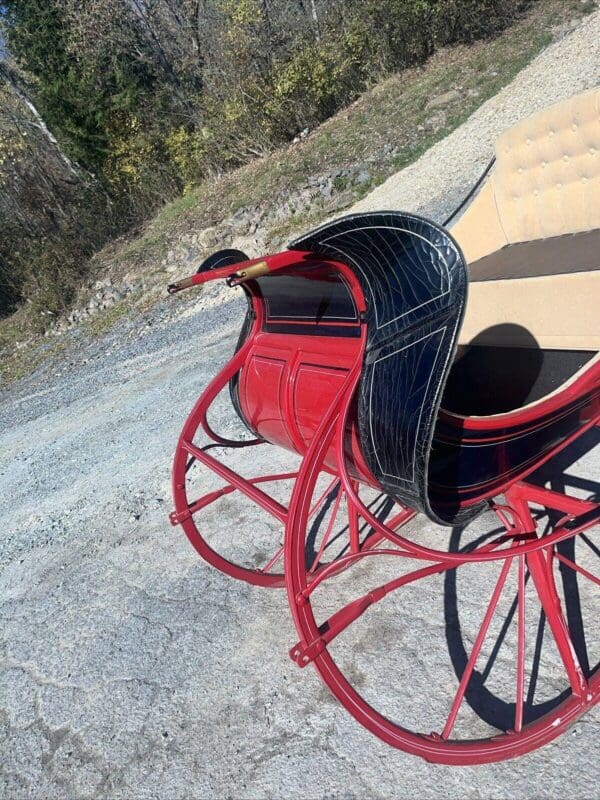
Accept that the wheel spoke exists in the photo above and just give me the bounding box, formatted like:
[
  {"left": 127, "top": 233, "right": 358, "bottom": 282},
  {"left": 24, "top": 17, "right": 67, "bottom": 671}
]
[
  {"left": 183, "top": 440, "right": 289, "bottom": 522},
  {"left": 441, "top": 558, "right": 513, "bottom": 740},
  {"left": 261, "top": 544, "right": 284, "bottom": 573},
  {"left": 515, "top": 552, "right": 526, "bottom": 733},
  {"left": 554, "top": 551, "right": 600, "bottom": 587},
  {"left": 184, "top": 471, "right": 299, "bottom": 518},
  {"left": 527, "top": 548, "right": 588, "bottom": 697}
]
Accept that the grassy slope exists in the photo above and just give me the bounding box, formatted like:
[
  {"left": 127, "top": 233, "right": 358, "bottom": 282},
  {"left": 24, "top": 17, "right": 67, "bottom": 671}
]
[
  {"left": 116, "top": 0, "right": 591, "bottom": 264},
  {"left": 1, "top": 0, "right": 594, "bottom": 384}
]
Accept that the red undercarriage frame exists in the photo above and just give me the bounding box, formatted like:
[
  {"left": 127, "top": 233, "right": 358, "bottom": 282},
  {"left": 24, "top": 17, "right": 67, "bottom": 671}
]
[{"left": 170, "top": 260, "right": 599, "bottom": 766}]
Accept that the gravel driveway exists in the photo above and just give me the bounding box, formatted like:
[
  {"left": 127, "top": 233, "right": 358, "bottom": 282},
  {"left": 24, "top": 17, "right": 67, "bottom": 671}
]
[{"left": 1, "top": 12, "right": 599, "bottom": 798}]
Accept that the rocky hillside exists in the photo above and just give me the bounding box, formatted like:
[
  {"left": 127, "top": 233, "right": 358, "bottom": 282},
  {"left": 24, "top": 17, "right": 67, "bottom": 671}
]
[{"left": 1, "top": 0, "right": 596, "bottom": 381}]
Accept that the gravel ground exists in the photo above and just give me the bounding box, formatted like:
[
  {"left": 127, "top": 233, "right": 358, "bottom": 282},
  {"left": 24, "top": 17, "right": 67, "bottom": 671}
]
[{"left": 1, "top": 13, "right": 599, "bottom": 799}]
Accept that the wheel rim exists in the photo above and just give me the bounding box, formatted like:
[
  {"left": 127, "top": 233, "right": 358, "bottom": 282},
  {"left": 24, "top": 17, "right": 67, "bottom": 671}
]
[
  {"left": 172, "top": 383, "right": 294, "bottom": 586},
  {"left": 172, "top": 393, "right": 392, "bottom": 587},
  {"left": 285, "top": 438, "right": 600, "bottom": 764}
]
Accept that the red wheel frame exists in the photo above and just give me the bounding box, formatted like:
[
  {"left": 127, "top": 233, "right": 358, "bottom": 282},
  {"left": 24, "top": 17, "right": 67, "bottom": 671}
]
[
  {"left": 171, "top": 344, "right": 393, "bottom": 587},
  {"left": 285, "top": 382, "right": 600, "bottom": 764}
]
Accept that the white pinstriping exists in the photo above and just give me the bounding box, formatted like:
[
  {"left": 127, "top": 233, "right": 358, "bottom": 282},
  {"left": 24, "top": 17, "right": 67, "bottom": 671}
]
[
  {"left": 368, "top": 326, "right": 447, "bottom": 483},
  {"left": 320, "top": 224, "right": 452, "bottom": 330}
]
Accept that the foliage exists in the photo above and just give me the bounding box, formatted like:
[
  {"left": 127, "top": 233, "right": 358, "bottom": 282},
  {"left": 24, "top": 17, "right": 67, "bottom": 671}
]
[
  {"left": 3, "top": 0, "right": 533, "bottom": 192},
  {"left": 0, "top": 0, "right": 535, "bottom": 321}
]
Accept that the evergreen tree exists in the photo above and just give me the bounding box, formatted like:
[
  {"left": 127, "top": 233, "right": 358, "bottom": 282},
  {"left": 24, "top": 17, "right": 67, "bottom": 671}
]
[{"left": 3, "top": 0, "right": 160, "bottom": 176}]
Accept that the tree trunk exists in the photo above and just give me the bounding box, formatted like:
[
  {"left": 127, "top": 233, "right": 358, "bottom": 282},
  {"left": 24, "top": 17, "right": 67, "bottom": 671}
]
[
  {"left": 309, "top": 0, "right": 320, "bottom": 40},
  {"left": 0, "top": 61, "right": 81, "bottom": 182}
]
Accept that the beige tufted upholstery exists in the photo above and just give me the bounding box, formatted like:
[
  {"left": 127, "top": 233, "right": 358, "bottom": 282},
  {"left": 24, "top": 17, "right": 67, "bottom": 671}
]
[
  {"left": 451, "top": 88, "right": 600, "bottom": 351},
  {"left": 494, "top": 90, "right": 599, "bottom": 245},
  {"left": 452, "top": 88, "right": 600, "bottom": 261}
]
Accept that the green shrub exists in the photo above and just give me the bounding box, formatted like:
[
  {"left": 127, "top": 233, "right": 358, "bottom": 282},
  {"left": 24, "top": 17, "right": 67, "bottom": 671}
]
[
  {"left": 433, "top": 0, "right": 530, "bottom": 45},
  {"left": 1, "top": 0, "right": 534, "bottom": 327}
]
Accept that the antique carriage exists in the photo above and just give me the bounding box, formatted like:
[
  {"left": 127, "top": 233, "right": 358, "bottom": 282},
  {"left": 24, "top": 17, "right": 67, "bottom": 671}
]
[{"left": 168, "top": 89, "right": 599, "bottom": 764}]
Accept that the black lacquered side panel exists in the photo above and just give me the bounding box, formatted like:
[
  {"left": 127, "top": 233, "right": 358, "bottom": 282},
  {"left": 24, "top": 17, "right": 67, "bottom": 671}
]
[
  {"left": 429, "top": 389, "right": 599, "bottom": 509},
  {"left": 291, "top": 212, "right": 478, "bottom": 526},
  {"left": 259, "top": 270, "right": 358, "bottom": 323}
]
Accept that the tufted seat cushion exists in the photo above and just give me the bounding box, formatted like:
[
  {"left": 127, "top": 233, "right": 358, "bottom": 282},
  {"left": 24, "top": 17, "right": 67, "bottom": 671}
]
[{"left": 451, "top": 88, "right": 600, "bottom": 351}]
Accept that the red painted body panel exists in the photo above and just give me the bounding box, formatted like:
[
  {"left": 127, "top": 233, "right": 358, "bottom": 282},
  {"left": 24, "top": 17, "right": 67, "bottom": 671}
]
[
  {"left": 234, "top": 255, "right": 375, "bottom": 482},
  {"left": 238, "top": 331, "right": 366, "bottom": 474}
]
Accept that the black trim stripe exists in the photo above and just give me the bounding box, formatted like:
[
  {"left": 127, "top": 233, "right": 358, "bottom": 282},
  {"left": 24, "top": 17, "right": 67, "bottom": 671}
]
[
  {"left": 469, "top": 229, "right": 599, "bottom": 282},
  {"left": 263, "top": 321, "right": 361, "bottom": 337}
]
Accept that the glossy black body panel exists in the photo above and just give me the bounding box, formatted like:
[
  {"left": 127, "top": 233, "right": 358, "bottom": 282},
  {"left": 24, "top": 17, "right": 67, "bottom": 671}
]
[
  {"left": 429, "top": 388, "right": 599, "bottom": 513},
  {"left": 291, "top": 211, "right": 480, "bottom": 526},
  {"left": 259, "top": 271, "right": 358, "bottom": 323}
]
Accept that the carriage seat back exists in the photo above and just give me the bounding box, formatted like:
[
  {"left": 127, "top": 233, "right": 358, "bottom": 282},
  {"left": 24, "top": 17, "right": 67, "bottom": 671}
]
[
  {"left": 451, "top": 87, "right": 600, "bottom": 352},
  {"left": 289, "top": 213, "right": 475, "bottom": 525}
]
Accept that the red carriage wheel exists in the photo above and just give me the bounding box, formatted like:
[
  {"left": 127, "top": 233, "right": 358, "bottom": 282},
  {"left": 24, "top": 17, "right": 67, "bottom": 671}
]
[
  {"left": 171, "top": 383, "right": 394, "bottom": 588},
  {"left": 285, "top": 413, "right": 600, "bottom": 764}
]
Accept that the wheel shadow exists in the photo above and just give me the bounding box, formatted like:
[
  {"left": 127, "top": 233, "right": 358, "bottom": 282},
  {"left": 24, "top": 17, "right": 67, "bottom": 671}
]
[
  {"left": 443, "top": 426, "right": 600, "bottom": 732},
  {"left": 304, "top": 483, "right": 394, "bottom": 567}
]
